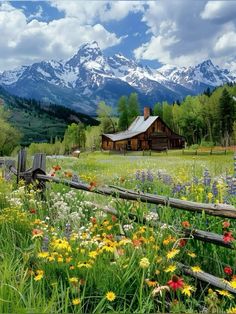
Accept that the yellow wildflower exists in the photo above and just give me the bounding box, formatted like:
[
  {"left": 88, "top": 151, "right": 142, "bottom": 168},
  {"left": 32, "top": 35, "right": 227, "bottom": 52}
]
[
  {"left": 69, "top": 277, "right": 78, "bottom": 284},
  {"left": 89, "top": 251, "right": 98, "bottom": 259},
  {"left": 57, "top": 257, "right": 63, "bottom": 263},
  {"left": 187, "top": 252, "right": 196, "bottom": 258},
  {"left": 34, "top": 270, "right": 44, "bottom": 281},
  {"left": 181, "top": 284, "right": 195, "bottom": 297},
  {"left": 166, "top": 249, "right": 180, "bottom": 260},
  {"left": 163, "top": 235, "right": 176, "bottom": 246},
  {"left": 66, "top": 257, "right": 72, "bottom": 263},
  {"left": 227, "top": 307, "right": 236, "bottom": 313},
  {"left": 77, "top": 262, "right": 92, "bottom": 269},
  {"left": 72, "top": 298, "right": 81, "bottom": 305},
  {"left": 230, "top": 279, "right": 236, "bottom": 289},
  {"left": 38, "top": 252, "right": 49, "bottom": 259},
  {"left": 156, "top": 256, "right": 162, "bottom": 263},
  {"left": 106, "top": 291, "right": 116, "bottom": 302},
  {"left": 51, "top": 238, "right": 71, "bottom": 252},
  {"left": 191, "top": 266, "right": 202, "bottom": 273},
  {"left": 139, "top": 257, "right": 150, "bottom": 269},
  {"left": 164, "top": 265, "right": 177, "bottom": 273},
  {"left": 216, "top": 290, "right": 234, "bottom": 299}
]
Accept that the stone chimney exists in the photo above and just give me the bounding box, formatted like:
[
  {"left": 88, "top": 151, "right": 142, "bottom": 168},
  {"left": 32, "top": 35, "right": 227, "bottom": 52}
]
[{"left": 144, "top": 107, "right": 150, "bottom": 120}]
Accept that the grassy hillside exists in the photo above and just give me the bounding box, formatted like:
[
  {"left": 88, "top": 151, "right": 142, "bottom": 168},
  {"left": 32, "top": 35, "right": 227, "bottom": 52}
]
[{"left": 0, "top": 87, "right": 99, "bottom": 145}]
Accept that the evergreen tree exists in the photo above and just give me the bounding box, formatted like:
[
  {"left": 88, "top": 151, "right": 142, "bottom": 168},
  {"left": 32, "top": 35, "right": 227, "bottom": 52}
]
[
  {"left": 219, "top": 88, "right": 235, "bottom": 145},
  {"left": 153, "top": 102, "right": 163, "bottom": 118},
  {"left": 118, "top": 96, "right": 129, "bottom": 130},
  {"left": 128, "top": 93, "right": 140, "bottom": 124}
]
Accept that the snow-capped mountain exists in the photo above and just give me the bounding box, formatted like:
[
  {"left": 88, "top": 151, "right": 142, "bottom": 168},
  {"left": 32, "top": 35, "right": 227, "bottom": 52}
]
[
  {"left": 0, "top": 41, "right": 235, "bottom": 114},
  {"left": 159, "top": 59, "right": 236, "bottom": 93}
]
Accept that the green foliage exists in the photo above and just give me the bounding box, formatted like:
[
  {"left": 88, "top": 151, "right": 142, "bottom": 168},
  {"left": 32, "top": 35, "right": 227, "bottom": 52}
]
[
  {"left": 219, "top": 88, "right": 235, "bottom": 145},
  {"left": 118, "top": 93, "right": 140, "bottom": 131},
  {"left": 96, "top": 101, "right": 116, "bottom": 133},
  {"left": 128, "top": 93, "right": 140, "bottom": 124},
  {"left": 0, "top": 105, "right": 21, "bottom": 156},
  {"left": 0, "top": 87, "right": 98, "bottom": 146},
  {"left": 157, "top": 83, "right": 236, "bottom": 146},
  {"left": 85, "top": 125, "right": 102, "bottom": 150},
  {"left": 153, "top": 102, "right": 163, "bottom": 118},
  {"left": 63, "top": 123, "right": 86, "bottom": 153}
]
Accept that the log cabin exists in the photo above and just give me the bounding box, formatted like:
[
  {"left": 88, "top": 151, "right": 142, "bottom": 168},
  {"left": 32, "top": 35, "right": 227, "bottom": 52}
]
[{"left": 102, "top": 107, "right": 185, "bottom": 151}]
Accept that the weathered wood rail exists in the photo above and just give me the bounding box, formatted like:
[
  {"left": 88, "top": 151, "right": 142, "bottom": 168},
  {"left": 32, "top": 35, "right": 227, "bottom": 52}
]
[{"left": 6, "top": 149, "right": 236, "bottom": 294}]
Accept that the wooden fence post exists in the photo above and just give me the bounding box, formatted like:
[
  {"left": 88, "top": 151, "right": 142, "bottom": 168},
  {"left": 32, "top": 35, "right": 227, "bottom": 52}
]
[
  {"left": 17, "top": 148, "right": 27, "bottom": 184},
  {"left": 32, "top": 153, "right": 46, "bottom": 194}
]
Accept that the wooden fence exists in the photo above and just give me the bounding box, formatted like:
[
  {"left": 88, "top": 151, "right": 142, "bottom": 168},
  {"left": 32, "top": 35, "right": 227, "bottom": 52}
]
[
  {"left": 182, "top": 148, "right": 228, "bottom": 156},
  {"left": 6, "top": 149, "right": 236, "bottom": 294}
]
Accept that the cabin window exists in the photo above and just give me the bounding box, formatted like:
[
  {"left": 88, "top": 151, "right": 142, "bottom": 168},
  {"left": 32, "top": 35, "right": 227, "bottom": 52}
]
[
  {"left": 107, "top": 140, "right": 109, "bottom": 146},
  {"left": 152, "top": 126, "right": 155, "bottom": 133}
]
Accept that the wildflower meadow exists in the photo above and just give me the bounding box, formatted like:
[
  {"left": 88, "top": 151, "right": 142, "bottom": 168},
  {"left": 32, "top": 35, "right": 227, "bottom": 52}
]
[{"left": 1, "top": 150, "right": 236, "bottom": 313}]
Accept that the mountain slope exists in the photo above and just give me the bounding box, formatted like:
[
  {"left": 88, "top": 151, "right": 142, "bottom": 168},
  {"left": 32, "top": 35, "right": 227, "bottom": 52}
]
[
  {"left": 0, "top": 86, "right": 98, "bottom": 145},
  {"left": 0, "top": 42, "right": 235, "bottom": 114}
]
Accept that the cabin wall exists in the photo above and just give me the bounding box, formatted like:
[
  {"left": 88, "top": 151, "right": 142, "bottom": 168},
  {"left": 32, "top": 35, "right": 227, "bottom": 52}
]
[
  {"left": 102, "top": 136, "right": 114, "bottom": 150},
  {"left": 102, "top": 117, "right": 185, "bottom": 151}
]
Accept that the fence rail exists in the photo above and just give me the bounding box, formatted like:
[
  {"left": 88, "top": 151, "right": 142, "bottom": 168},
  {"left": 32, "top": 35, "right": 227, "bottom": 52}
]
[{"left": 6, "top": 149, "right": 236, "bottom": 294}]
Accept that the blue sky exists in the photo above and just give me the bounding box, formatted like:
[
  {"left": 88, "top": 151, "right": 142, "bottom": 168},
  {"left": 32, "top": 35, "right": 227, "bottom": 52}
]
[{"left": 1, "top": 1, "right": 236, "bottom": 72}]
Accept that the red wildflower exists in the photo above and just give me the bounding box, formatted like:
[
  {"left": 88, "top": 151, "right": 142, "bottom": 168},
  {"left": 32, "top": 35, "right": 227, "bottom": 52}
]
[
  {"left": 51, "top": 172, "right": 55, "bottom": 177},
  {"left": 132, "top": 239, "right": 142, "bottom": 247},
  {"left": 90, "top": 217, "right": 97, "bottom": 224},
  {"left": 53, "top": 165, "right": 61, "bottom": 171},
  {"left": 178, "top": 239, "right": 187, "bottom": 247},
  {"left": 88, "top": 181, "right": 97, "bottom": 191},
  {"left": 167, "top": 275, "right": 184, "bottom": 290},
  {"left": 120, "top": 176, "right": 125, "bottom": 183},
  {"left": 106, "top": 234, "right": 114, "bottom": 240},
  {"left": 222, "top": 221, "right": 230, "bottom": 229},
  {"left": 224, "top": 266, "right": 233, "bottom": 276},
  {"left": 79, "top": 279, "right": 86, "bottom": 285},
  {"left": 223, "top": 231, "right": 234, "bottom": 243},
  {"left": 64, "top": 171, "right": 73, "bottom": 178},
  {"left": 181, "top": 221, "right": 190, "bottom": 228},
  {"left": 29, "top": 208, "right": 36, "bottom": 214},
  {"left": 111, "top": 215, "right": 117, "bottom": 222},
  {"left": 32, "top": 229, "right": 43, "bottom": 238}
]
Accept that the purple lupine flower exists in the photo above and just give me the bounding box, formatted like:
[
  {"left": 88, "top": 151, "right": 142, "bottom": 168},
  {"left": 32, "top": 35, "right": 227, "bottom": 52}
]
[
  {"left": 147, "top": 170, "right": 154, "bottom": 182},
  {"left": 136, "top": 170, "right": 141, "bottom": 181},
  {"left": 212, "top": 181, "right": 218, "bottom": 196},
  {"left": 193, "top": 176, "right": 198, "bottom": 185},
  {"left": 203, "top": 168, "right": 211, "bottom": 186},
  {"left": 42, "top": 236, "right": 49, "bottom": 252},
  {"left": 141, "top": 171, "right": 146, "bottom": 183},
  {"left": 65, "top": 223, "right": 71, "bottom": 240},
  {"left": 230, "top": 178, "right": 236, "bottom": 195}
]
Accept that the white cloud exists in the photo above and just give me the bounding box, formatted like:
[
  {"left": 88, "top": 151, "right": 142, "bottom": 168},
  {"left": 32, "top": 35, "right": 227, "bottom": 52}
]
[
  {"left": 0, "top": 2, "right": 122, "bottom": 71},
  {"left": 214, "top": 30, "right": 236, "bottom": 53},
  {"left": 50, "top": 1, "right": 144, "bottom": 23},
  {"left": 201, "top": 1, "right": 236, "bottom": 22},
  {"left": 133, "top": 0, "right": 236, "bottom": 69}
]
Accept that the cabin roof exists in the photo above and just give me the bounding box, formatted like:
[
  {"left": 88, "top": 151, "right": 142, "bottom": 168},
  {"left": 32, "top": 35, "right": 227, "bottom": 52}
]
[{"left": 103, "top": 116, "right": 159, "bottom": 141}]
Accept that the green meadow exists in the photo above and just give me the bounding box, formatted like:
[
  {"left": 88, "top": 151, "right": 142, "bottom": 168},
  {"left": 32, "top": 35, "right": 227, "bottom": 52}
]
[{"left": 1, "top": 150, "right": 236, "bottom": 313}]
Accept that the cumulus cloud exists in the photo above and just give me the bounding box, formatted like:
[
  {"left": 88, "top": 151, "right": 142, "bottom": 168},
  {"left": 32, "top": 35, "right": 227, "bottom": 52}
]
[
  {"left": 201, "top": 1, "right": 236, "bottom": 23},
  {"left": 133, "top": 0, "right": 236, "bottom": 69},
  {"left": 0, "top": 2, "right": 122, "bottom": 71},
  {"left": 50, "top": 1, "right": 145, "bottom": 23}
]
